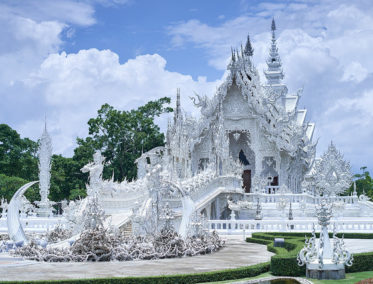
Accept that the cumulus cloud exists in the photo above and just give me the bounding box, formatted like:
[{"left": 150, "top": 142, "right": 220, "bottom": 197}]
[
  {"left": 19, "top": 49, "right": 220, "bottom": 155},
  {"left": 317, "top": 88, "right": 373, "bottom": 164},
  {"left": 341, "top": 62, "right": 369, "bottom": 83}
]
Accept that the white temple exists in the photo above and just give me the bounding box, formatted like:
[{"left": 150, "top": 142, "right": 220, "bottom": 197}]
[
  {"left": 93, "top": 19, "right": 373, "bottom": 234},
  {"left": 3, "top": 19, "right": 373, "bottom": 238}
]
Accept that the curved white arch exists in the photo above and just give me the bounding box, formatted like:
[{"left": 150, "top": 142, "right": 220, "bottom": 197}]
[
  {"left": 7, "top": 181, "right": 38, "bottom": 244},
  {"left": 163, "top": 180, "right": 195, "bottom": 238}
]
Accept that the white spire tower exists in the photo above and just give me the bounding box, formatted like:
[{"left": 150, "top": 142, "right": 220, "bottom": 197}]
[
  {"left": 36, "top": 119, "right": 54, "bottom": 217},
  {"left": 264, "top": 18, "right": 284, "bottom": 85},
  {"left": 174, "top": 88, "right": 181, "bottom": 123}
]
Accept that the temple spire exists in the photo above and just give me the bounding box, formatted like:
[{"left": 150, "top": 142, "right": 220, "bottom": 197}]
[
  {"left": 174, "top": 88, "right": 181, "bottom": 123},
  {"left": 244, "top": 34, "right": 254, "bottom": 57},
  {"left": 36, "top": 121, "right": 54, "bottom": 217},
  {"left": 264, "top": 18, "right": 284, "bottom": 85}
]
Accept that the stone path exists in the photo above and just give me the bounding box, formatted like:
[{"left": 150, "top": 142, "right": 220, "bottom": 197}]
[
  {"left": 0, "top": 237, "right": 273, "bottom": 281},
  {"left": 343, "top": 239, "right": 373, "bottom": 253}
]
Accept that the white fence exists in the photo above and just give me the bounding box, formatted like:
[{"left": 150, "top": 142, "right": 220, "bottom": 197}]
[
  {"left": 0, "top": 216, "right": 66, "bottom": 234},
  {"left": 246, "top": 191, "right": 359, "bottom": 205},
  {"left": 208, "top": 219, "right": 373, "bottom": 234}
]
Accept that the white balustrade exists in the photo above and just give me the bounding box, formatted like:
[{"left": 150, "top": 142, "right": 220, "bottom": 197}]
[
  {"left": 0, "top": 216, "right": 66, "bottom": 233},
  {"left": 208, "top": 219, "right": 373, "bottom": 234}
]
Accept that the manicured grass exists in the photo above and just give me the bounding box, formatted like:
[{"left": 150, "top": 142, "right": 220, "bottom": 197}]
[
  {"left": 246, "top": 232, "right": 373, "bottom": 277},
  {"left": 201, "top": 271, "right": 373, "bottom": 284},
  {"left": 311, "top": 271, "right": 373, "bottom": 284}
]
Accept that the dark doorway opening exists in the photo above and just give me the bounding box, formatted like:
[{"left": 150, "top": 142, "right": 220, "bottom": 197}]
[
  {"left": 242, "top": 170, "right": 251, "bottom": 193},
  {"left": 271, "top": 176, "right": 279, "bottom": 186},
  {"left": 239, "top": 149, "right": 250, "bottom": 166}
]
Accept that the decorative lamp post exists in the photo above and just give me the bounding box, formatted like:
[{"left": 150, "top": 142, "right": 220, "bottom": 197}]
[{"left": 297, "top": 199, "right": 353, "bottom": 279}]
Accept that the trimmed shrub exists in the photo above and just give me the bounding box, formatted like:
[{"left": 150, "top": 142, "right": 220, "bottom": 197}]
[
  {"left": 0, "top": 262, "right": 270, "bottom": 284},
  {"left": 347, "top": 252, "right": 373, "bottom": 273},
  {"left": 247, "top": 232, "right": 373, "bottom": 277}
]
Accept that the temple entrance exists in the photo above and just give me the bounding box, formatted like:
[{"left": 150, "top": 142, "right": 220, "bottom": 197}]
[
  {"left": 242, "top": 170, "right": 251, "bottom": 193},
  {"left": 270, "top": 176, "right": 279, "bottom": 186}
]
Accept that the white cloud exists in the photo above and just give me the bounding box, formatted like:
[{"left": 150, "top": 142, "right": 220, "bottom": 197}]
[
  {"left": 317, "top": 89, "right": 373, "bottom": 164},
  {"left": 341, "top": 61, "right": 369, "bottom": 83},
  {"left": 19, "top": 49, "right": 221, "bottom": 156},
  {"left": 0, "top": 1, "right": 96, "bottom": 27}
]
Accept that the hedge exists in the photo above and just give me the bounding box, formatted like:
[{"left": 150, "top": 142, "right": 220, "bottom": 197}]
[
  {"left": 246, "top": 232, "right": 373, "bottom": 277},
  {"left": 0, "top": 262, "right": 270, "bottom": 284}
]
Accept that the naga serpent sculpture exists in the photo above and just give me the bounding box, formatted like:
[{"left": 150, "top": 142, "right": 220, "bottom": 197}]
[{"left": 7, "top": 181, "right": 38, "bottom": 244}]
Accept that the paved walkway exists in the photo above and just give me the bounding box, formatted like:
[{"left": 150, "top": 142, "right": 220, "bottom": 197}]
[
  {"left": 344, "top": 239, "right": 373, "bottom": 253},
  {"left": 0, "top": 237, "right": 273, "bottom": 281}
]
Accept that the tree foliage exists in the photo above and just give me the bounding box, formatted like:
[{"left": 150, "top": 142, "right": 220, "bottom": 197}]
[
  {"left": 0, "top": 174, "right": 40, "bottom": 202},
  {"left": 74, "top": 97, "right": 172, "bottom": 181},
  {"left": 346, "top": 166, "right": 373, "bottom": 200},
  {"left": 0, "top": 124, "right": 38, "bottom": 181},
  {"left": 0, "top": 97, "right": 172, "bottom": 203}
]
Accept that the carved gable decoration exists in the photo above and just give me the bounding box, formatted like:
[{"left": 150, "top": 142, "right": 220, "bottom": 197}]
[
  {"left": 223, "top": 84, "right": 250, "bottom": 119},
  {"left": 261, "top": 157, "right": 278, "bottom": 178},
  {"left": 313, "top": 142, "right": 352, "bottom": 196}
]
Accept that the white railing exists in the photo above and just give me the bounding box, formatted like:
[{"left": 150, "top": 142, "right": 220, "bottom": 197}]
[
  {"left": 0, "top": 216, "right": 66, "bottom": 233},
  {"left": 208, "top": 219, "right": 373, "bottom": 234},
  {"left": 264, "top": 186, "right": 280, "bottom": 194},
  {"left": 243, "top": 192, "right": 359, "bottom": 205}
]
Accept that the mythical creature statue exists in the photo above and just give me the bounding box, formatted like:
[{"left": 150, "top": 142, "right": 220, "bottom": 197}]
[{"left": 81, "top": 150, "right": 105, "bottom": 196}]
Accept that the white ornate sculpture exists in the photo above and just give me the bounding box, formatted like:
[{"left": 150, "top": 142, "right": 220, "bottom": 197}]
[
  {"left": 35, "top": 123, "right": 54, "bottom": 217},
  {"left": 0, "top": 198, "right": 8, "bottom": 218},
  {"left": 7, "top": 181, "right": 38, "bottom": 244},
  {"left": 81, "top": 150, "right": 105, "bottom": 196},
  {"left": 298, "top": 199, "right": 353, "bottom": 279},
  {"left": 313, "top": 142, "right": 352, "bottom": 196}
]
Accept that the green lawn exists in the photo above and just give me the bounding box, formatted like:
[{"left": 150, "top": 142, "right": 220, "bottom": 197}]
[
  {"left": 311, "top": 271, "right": 373, "bottom": 284},
  {"left": 203, "top": 271, "right": 373, "bottom": 284}
]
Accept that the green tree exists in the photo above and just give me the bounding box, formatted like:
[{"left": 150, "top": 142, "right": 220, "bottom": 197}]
[
  {"left": 74, "top": 97, "right": 173, "bottom": 181},
  {"left": 0, "top": 124, "right": 38, "bottom": 181},
  {"left": 0, "top": 174, "right": 40, "bottom": 203},
  {"left": 49, "top": 155, "right": 87, "bottom": 202},
  {"left": 347, "top": 166, "right": 373, "bottom": 200}
]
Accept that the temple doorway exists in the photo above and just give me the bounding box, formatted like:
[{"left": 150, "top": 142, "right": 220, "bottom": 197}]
[{"left": 242, "top": 170, "right": 251, "bottom": 193}]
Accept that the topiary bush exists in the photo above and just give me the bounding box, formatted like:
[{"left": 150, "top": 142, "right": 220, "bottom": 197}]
[{"left": 247, "top": 232, "right": 373, "bottom": 277}]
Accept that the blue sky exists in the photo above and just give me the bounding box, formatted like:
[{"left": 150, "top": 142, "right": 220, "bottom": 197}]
[
  {"left": 0, "top": 0, "right": 373, "bottom": 173},
  {"left": 62, "top": 1, "right": 250, "bottom": 79}
]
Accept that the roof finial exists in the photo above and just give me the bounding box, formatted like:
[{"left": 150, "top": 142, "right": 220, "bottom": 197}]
[
  {"left": 271, "top": 17, "right": 276, "bottom": 31},
  {"left": 244, "top": 34, "right": 254, "bottom": 57}
]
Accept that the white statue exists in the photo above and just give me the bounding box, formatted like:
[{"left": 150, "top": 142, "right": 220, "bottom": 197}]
[{"left": 81, "top": 150, "right": 105, "bottom": 196}]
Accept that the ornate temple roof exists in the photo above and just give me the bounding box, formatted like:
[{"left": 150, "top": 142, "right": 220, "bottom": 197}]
[{"left": 167, "top": 19, "right": 316, "bottom": 171}]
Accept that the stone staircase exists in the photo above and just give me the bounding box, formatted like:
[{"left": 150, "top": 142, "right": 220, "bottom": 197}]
[{"left": 120, "top": 221, "right": 133, "bottom": 238}]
